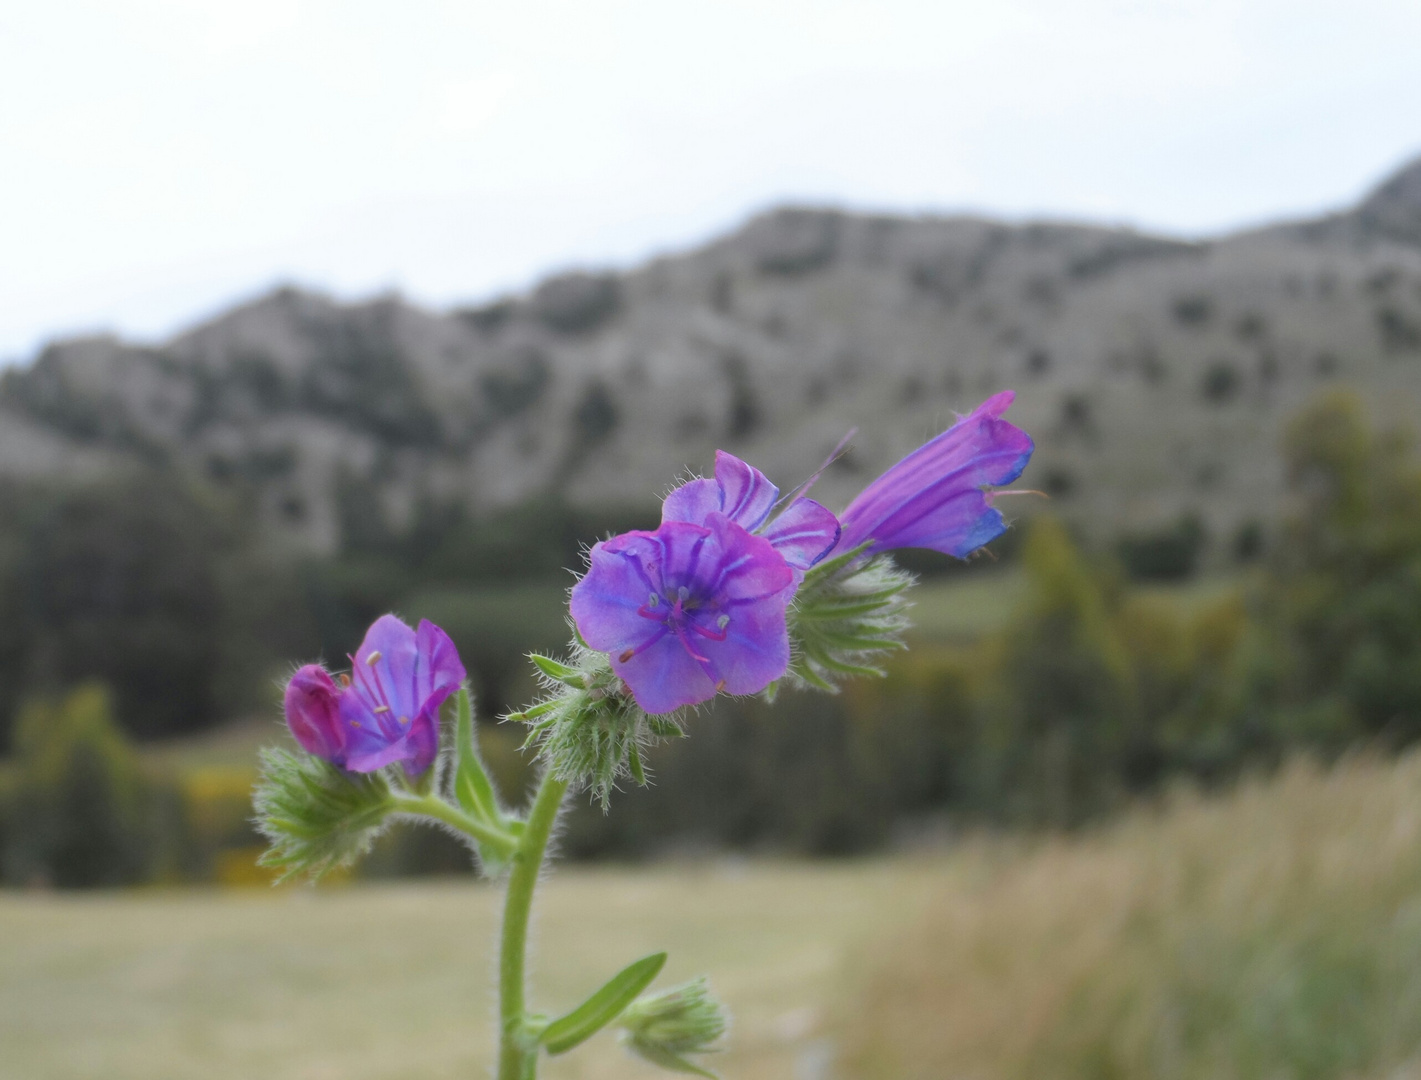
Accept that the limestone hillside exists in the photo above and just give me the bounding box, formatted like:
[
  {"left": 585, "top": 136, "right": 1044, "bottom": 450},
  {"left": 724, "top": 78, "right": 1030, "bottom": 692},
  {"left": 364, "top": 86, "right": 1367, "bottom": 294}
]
[{"left": 4, "top": 155, "right": 1421, "bottom": 561}]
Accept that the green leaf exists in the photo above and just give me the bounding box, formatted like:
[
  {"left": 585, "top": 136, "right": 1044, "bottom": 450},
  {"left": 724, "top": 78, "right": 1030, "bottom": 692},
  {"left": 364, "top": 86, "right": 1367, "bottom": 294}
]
[
  {"left": 540, "top": 952, "right": 668, "bottom": 1055},
  {"left": 530, "top": 653, "right": 586, "bottom": 687}
]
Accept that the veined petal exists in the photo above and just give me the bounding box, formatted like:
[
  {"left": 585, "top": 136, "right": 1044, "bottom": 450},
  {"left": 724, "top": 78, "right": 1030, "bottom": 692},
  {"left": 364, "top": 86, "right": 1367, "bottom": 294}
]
[
  {"left": 351, "top": 614, "right": 421, "bottom": 721},
  {"left": 702, "top": 512, "right": 795, "bottom": 603},
  {"left": 760, "top": 497, "right": 840, "bottom": 570},
  {"left": 414, "top": 619, "right": 466, "bottom": 705},
  {"left": 573, "top": 529, "right": 690, "bottom": 651},
  {"left": 714, "top": 451, "right": 779, "bottom": 531},
  {"left": 662, "top": 478, "right": 721, "bottom": 525},
  {"left": 284, "top": 664, "right": 346, "bottom": 763},
  {"left": 837, "top": 391, "right": 1034, "bottom": 556},
  {"left": 613, "top": 633, "right": 718, "bottom": 713}
]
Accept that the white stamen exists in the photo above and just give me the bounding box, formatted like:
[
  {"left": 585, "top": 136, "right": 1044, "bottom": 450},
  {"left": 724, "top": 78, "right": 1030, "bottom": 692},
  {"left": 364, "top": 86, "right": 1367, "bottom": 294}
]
[{"left": 717, "top": 614, "right": 730, "bottom": 629}]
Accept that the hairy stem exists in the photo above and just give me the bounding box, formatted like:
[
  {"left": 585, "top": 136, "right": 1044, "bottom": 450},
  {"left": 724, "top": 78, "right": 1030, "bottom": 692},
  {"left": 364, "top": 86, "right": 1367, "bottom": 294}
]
[
  {"left": 387, "top": 793, "right": 518, "bottom": 862},
  {"left": 498, "top": 770, "right": 570, "bottom": 1080}
]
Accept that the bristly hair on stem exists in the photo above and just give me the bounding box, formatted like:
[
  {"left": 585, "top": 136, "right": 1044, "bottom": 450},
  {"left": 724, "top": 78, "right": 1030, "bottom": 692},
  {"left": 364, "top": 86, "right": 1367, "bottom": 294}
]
[
  {"left": 507, "top": 636, "right": 687, "bottom": 810},
  {"left": 785, "top": 547, "right": 914, "bottom": 691}
]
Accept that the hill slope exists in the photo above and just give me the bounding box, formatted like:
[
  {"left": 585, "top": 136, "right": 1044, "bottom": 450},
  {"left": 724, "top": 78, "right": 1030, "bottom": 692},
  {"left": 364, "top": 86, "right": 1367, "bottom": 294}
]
[{"left": 4, "top": 156, "right": 1421, "bottom": 559}]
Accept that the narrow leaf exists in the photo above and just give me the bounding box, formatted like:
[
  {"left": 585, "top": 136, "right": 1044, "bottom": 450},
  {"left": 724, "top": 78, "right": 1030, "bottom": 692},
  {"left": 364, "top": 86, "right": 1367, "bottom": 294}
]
[{"left": 541, "top": 953, "right": 668, "bottom": 1055}]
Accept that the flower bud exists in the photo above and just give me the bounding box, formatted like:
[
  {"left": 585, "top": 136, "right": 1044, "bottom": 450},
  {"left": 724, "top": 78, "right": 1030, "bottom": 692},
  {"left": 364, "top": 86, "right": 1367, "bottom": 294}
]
[
  {"left": 618, "top": 977, "right": 727, "bottom": 1077},
  {"left": 284, "top": 663, "right": 346, "bottom": 763},
  {"left": 785, "top": 546, "right": 913, "bottom": 691}
]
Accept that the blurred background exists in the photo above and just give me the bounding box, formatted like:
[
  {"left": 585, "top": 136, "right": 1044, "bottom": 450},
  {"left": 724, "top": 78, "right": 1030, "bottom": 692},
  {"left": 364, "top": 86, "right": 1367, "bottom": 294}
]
[{"left": 4, "top": 2, "right": 1421, "bottom": 1077}]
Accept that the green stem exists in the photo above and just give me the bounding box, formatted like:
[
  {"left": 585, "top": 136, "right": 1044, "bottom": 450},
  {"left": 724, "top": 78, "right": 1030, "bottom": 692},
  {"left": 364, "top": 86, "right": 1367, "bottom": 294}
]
[
  {"left": 498, "top": 770, "right": 570, "bottom": 1080},
  {"left": 388, "top": 793, "right": 518, "bottom": 862}
]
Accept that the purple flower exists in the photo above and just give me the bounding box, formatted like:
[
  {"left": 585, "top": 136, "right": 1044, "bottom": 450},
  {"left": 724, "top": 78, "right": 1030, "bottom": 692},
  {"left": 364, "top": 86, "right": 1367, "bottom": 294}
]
[
  {"left": 284, "top": 664, "right": 346, "bottom": 762},
  {"left": 662, "top": 450, "right": 841, "bottom": 571},
  {"left": 282, "top": 614, "right": 466, "bottom": 776},
  {"left": 570, "top": 512, "right": 796, "bottom": 714},
  {"left": 834, "top": 390, "right": 1034, "bottom": 558}
]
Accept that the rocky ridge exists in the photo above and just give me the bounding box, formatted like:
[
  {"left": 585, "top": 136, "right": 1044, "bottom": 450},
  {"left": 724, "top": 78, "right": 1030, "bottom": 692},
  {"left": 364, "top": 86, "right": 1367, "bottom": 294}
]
[{"left": 4, "top": 155, "right": 1421, "bottom": 561}]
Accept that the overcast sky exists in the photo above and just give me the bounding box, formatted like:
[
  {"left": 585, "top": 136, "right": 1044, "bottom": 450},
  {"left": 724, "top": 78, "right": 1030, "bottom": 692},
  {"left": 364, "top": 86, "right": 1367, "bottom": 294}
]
[{"left": 2, "top": 0, "right": 1419, "bottom": 363}]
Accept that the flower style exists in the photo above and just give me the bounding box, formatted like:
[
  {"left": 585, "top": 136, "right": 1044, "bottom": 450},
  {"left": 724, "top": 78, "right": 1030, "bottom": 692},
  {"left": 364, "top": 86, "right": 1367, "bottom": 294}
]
[
  {"left": 283, "top": 614, "right": 466, "bottom": 775},
  {"left": 570, "top": 512, "right": 796, "bottom": 714},
  {"left": 834, "top": 389, "right": 1034, "bottom": 558},
  {"left": 661, "top": 449, "right": 841, "bottom": 571}
]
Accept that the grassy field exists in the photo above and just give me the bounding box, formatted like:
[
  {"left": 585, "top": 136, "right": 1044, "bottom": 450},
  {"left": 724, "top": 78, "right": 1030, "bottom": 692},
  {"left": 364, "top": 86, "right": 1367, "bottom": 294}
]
[
  {"left": 0, "top": 858, "right": 947, "bottom": 1080},
  {"left": 8, "top": 751, "right": 1421, "bottom": 1080}
]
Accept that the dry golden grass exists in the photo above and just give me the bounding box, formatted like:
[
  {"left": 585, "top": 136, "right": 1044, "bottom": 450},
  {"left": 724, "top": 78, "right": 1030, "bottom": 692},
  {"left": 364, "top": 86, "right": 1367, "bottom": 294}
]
[{"left": 840, "top": 751, "right": 1421, "bottom": 1080}]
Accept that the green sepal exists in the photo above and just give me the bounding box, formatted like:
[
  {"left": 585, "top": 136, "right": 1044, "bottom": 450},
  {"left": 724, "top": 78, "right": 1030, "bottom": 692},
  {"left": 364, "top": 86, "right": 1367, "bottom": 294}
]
[
  {"left": 449, "top": 688, "right": 512, "bottom": 874},
  {"left": 253, "top": 747, "right": 393, "bottom": 883},
  {"left": 531, "top": 653, "right": 586, "bottom": 688},
  {"left": 624, "top": 1043, "right": 719, "bottom": 1078},
  {"left": 618, "top": 976, "right": 728, "bottom": 1078},
  {"left": 452, "top": 688, "right": 499, "bottom": 820},
  {"left": 540, "top": 952, "right": 668, "bottom": 1055}
]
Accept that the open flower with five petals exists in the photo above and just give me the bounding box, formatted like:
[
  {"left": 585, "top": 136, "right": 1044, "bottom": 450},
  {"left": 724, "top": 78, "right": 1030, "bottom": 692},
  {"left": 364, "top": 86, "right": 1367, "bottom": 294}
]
[{"left": 570, "top": 512, "right": 798, "bottom": 714}]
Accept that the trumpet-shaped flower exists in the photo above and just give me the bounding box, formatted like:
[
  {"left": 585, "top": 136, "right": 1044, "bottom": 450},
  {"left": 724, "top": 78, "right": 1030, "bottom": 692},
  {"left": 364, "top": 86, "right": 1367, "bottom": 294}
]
[
  {"left": 570, "top": 512, "right": 795, "bottom": 714},
  {"left": 834, "top": 390, "right": 1034, "bottom": 558},
  {"left": 282, "top": 614, "right": 466, "bottom": 776},
  {"left": 661, "top": 449, "right": 840, "bottom": 571}
]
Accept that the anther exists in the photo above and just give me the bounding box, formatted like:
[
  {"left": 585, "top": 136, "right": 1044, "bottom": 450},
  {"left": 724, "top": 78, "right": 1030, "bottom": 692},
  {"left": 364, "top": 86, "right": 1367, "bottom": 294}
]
[
  {"left": 677, "top": 586, "right": 690, "bottom": 601},
  {"left": 366, "top": 650, "right": 382, "bottom": 665},
  {"left": 619, "top": 648, "right": 636, "bottom": 663},
  {"left": 399, "top": 715, "right": 410, "bottom": 725},
  {"left": 373, "top": 705, "right": 390, "bottom": 714},
  {"left": 338, "top": 673, "right": 351, "bottom": 687},
  {"left": 350, "top": 721, "right": 361, "bottom": 728},
  {"left": 717, "top": 614, "right": 730, "bottom": 630},
  {"left": 647, "top": 593, "right": 660, "bottom": 608},
  {"left": 715, "top": 679, "right": 726, "bottom": 692}
]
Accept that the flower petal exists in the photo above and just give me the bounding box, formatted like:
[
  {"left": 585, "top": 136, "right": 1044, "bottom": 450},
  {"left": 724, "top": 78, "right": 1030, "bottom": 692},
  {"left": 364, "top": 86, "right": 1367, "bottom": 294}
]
[
  {"left": 572, "top": 529, "right": 682, "bottom": 652},
  {"left": 760, "top": 497, "right": 841, "bottom": 570},
  {"left": 661, "top": 477, "right": 721, "bottom": 525},
  {"left": 714, "top": 451, "right": 779, "bottom": 531},
  {"left": 351, "top": 614, "right": 421, "bottom": 721},
  {"left": 612, "top": 632, "right": 718, "bottom": 713},
  {"left": 415, "top": 619, "right": 466, "bottom": 705},
  {"left": 837, "top": 391, "right": 1034, "bottom": 556},
  {"left": 284, "top": 664, "right": 346, "bottom": 763}
]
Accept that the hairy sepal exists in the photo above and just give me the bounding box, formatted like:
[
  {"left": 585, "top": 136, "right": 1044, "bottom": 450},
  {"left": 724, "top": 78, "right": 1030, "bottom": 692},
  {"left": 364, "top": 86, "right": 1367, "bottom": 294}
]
[
  {"left": 787, "top": 552, "right": 913, "bottom": 691},
  {"left": 618, "top": 977, "right": 729, "bottom": 1078},
  {"left": 509, "top": 639, "right": 686, "bottom": 810},
  {"left": 253, "top": 747, "right": 394, "bottom": 883}
]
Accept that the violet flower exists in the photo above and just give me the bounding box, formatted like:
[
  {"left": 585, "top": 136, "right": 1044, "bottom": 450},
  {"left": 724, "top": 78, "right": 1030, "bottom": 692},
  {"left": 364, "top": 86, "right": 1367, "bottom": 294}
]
[
  {"left": 570, "top": 512, "right": 795, "bottom": 714},
  {"left": 834, "top": 390, "right": 1034, "bottom": 558},
  {"left": 661, "top": 449, "right": 840, "bottom": 571},
  {"left": 282, "top": 614, "right": 466, "bottom": 776}
]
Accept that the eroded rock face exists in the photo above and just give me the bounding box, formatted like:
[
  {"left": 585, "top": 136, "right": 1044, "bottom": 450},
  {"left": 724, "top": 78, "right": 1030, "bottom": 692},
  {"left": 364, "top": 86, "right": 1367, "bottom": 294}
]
[{"left": 3, "top": 155, "right": 1421, "bottom": 561}]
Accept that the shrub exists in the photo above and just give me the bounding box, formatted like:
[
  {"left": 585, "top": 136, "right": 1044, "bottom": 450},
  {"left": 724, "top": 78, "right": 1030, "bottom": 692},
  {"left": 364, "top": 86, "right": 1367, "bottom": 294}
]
[{"left": 1, "top": 684, "right": 179, "bottom": 887}]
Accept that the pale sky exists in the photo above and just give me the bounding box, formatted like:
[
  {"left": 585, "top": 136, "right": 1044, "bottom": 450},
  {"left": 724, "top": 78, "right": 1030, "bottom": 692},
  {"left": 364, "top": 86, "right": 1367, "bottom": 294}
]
[{"left": 2, "top": 0, "right": 1419, "bottom": 363}]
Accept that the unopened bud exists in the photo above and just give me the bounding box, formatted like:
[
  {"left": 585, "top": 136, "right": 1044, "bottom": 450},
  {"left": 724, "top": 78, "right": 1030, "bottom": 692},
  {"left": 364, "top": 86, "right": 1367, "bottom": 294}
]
[
  {"left": 786, "top": 547, "right": 913, "bottom": 691},
  {"left": 618, "top": 977, "right": 727, "bottom": 1077}
]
